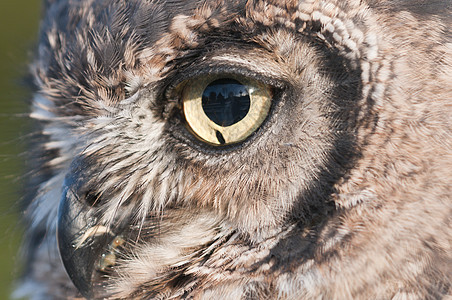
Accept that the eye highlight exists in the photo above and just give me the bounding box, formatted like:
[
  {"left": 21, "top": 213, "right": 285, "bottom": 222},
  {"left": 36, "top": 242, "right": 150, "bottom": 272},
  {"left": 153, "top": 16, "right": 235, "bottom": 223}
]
[{"left": 182, "top": 75, "right": 272, "bottom": 145}]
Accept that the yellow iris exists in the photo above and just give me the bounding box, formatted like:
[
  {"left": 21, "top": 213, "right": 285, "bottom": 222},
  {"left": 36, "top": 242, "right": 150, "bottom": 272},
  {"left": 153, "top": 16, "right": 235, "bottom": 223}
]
[{"left": 182, "top": 74, "right": 272, "bottom": 145}]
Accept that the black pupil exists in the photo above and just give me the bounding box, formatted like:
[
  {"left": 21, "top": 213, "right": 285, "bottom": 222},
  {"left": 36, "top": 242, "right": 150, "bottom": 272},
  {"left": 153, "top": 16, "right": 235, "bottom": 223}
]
[{"left": 201, "top": 79, "right": 250, "bottom": 126}]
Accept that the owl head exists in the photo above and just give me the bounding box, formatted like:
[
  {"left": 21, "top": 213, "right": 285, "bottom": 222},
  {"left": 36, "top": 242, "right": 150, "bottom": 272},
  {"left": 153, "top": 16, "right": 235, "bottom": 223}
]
[{"left": 16, "top": 0, "right": 451, "bottom": 299}]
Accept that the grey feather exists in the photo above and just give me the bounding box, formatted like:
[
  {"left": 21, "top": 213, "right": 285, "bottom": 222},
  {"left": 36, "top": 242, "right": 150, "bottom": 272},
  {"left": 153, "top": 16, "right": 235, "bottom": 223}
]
[{"left": 14, "top": 0, "right": 451, "bottom": 299}]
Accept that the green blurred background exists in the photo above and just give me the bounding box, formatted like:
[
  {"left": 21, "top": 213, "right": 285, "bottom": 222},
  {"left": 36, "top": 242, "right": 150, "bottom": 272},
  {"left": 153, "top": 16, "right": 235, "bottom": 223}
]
[{"left": 0, "top": 1, "right": 41, "bottom": 298}]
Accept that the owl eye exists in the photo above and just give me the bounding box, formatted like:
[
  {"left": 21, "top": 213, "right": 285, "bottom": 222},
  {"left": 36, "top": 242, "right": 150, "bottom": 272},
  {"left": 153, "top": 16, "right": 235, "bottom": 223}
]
[{"left": 182, "top": 75, "right": 272, "bottom": 145}]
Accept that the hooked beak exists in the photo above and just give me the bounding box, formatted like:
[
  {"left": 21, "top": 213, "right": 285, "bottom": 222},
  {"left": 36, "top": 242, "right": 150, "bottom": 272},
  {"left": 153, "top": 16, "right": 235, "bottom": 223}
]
[
  {"left": 57, "top": 160, "right": 117, "bottom": 299},
  {"left": 58, "top": 186, "right": 105, "bottom": 298}
]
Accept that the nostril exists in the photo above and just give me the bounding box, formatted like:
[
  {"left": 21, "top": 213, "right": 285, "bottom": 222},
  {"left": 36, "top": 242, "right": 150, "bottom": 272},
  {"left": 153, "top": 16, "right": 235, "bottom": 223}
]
[{"left": 84, "top": 191, "right": 102, "bottom": 207}]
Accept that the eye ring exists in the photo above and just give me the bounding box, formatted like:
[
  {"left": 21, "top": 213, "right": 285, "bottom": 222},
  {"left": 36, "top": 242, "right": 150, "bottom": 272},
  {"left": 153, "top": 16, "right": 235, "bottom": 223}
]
[{"left": 182, "top": 74, "right": 272, "bottom": 145}]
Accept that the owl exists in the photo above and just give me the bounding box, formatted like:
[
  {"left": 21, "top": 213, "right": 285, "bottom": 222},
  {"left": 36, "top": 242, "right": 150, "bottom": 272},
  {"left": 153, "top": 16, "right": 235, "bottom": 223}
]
[{"left": 13, "top": 0, "right": 451, "bottom": 299}]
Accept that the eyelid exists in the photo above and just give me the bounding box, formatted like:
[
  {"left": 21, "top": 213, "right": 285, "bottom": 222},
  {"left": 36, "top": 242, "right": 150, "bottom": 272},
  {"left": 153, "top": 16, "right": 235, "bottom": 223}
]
[
  {"left": 165, "top": 66, "right": 285, "bottom": 106},
  {"left": 163, "top": 44, "right": 291, "bottom": 101},
  {"left": 209, "top": 54, "right": 283, "bottom": 79}
]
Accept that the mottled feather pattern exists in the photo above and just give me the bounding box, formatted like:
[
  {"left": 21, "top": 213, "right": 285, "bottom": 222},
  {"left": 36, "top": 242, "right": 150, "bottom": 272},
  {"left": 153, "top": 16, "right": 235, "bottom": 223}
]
[{"left": 14, "top": 0, "right": 451, "bottom": 299}]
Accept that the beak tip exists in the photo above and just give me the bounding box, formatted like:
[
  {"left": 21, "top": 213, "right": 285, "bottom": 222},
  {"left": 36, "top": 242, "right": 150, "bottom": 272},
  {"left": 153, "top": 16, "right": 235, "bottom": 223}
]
[{"left": 57, "top": 183, "right": 96, "bottom": 299}]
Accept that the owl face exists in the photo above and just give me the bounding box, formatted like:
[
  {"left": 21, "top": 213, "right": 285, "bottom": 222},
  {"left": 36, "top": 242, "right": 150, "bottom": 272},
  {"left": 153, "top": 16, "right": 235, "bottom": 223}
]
[{"left": 17, "top": 0, "right": 451, "bottom": 299}]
